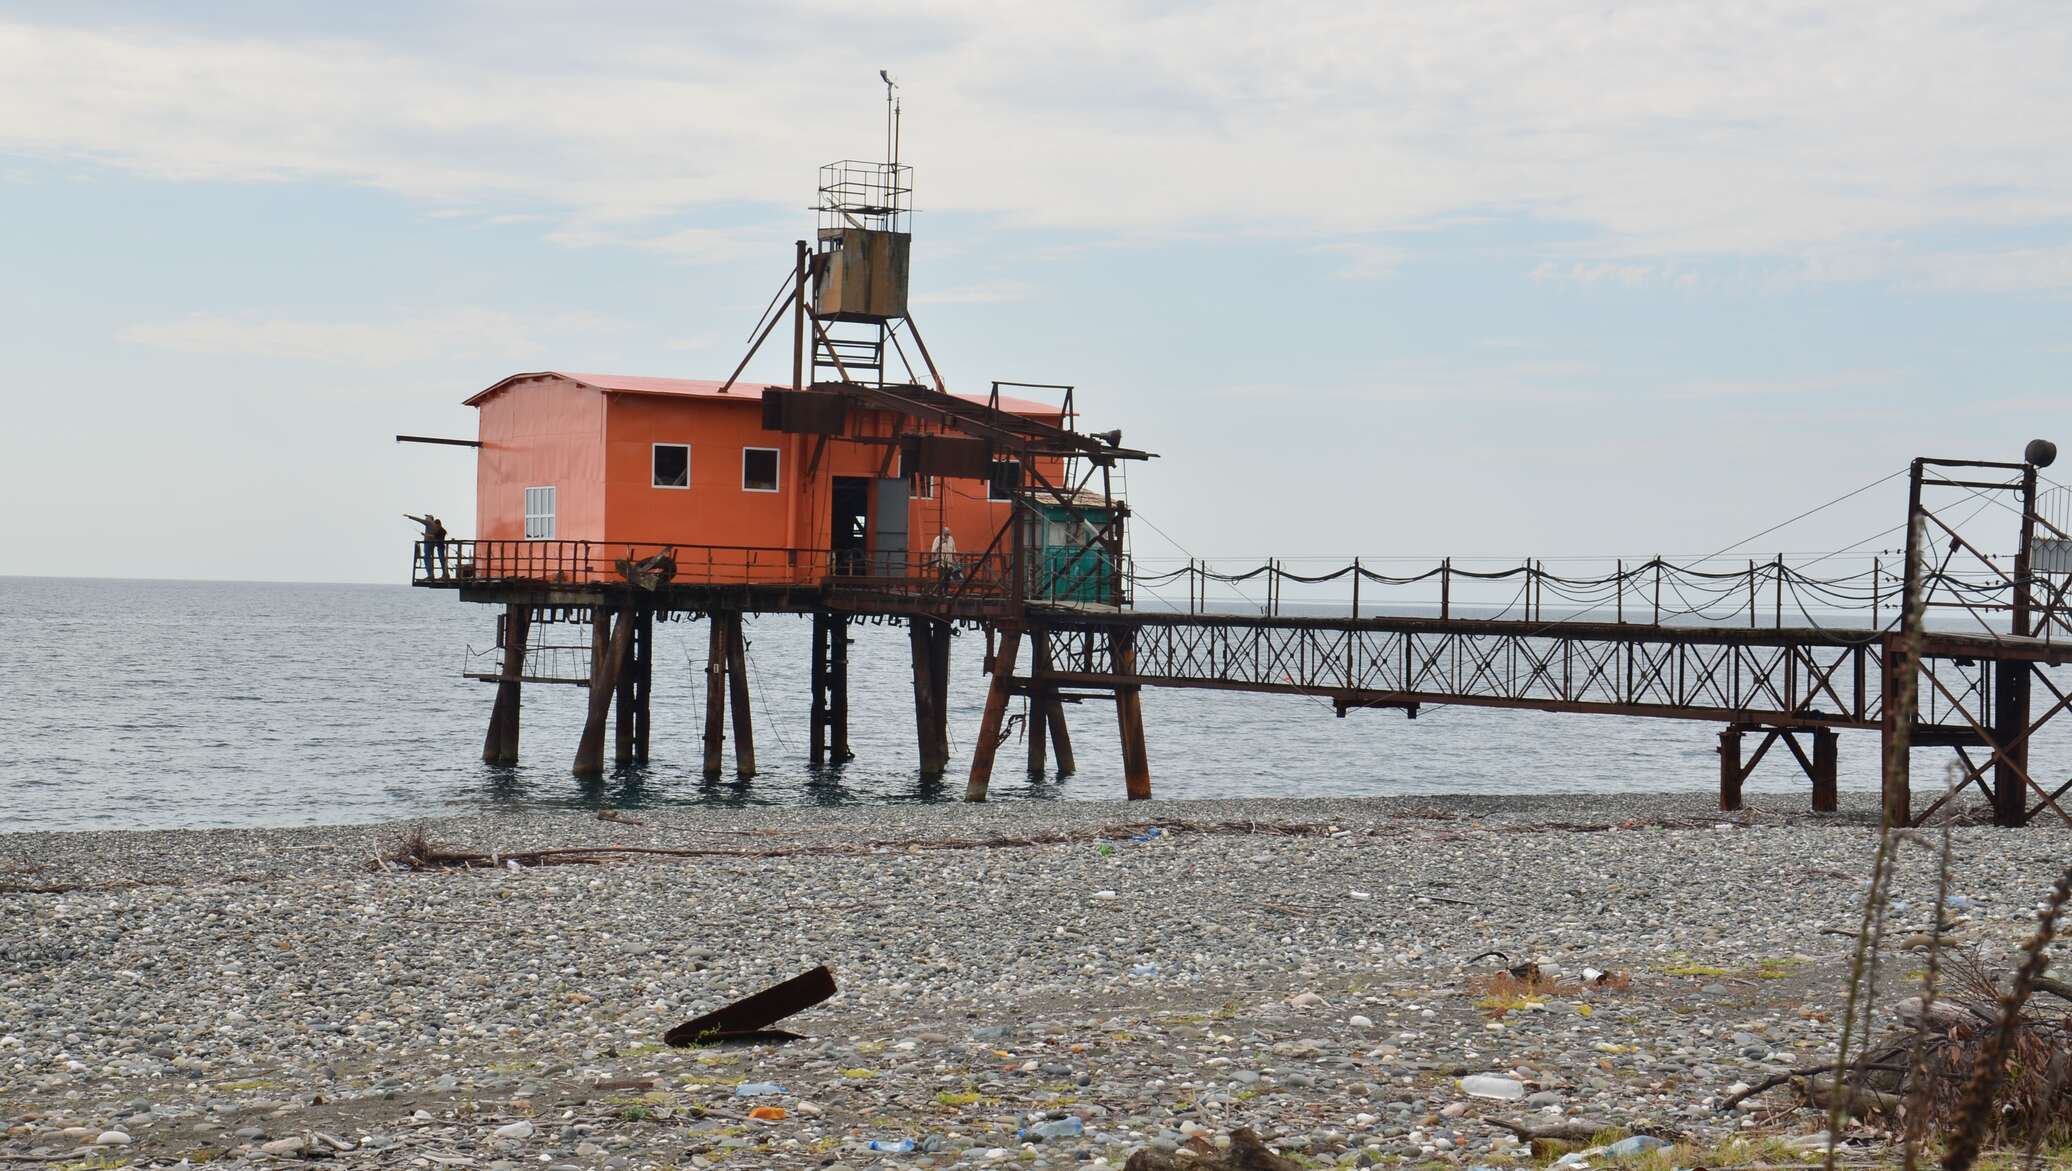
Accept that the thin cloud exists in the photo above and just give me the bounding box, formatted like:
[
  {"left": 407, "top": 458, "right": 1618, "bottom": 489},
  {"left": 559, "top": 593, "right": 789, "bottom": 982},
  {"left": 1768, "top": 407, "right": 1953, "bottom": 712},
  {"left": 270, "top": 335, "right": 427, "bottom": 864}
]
[{"left": 1, "top": 5, "right": 2068, "bottom": 279}]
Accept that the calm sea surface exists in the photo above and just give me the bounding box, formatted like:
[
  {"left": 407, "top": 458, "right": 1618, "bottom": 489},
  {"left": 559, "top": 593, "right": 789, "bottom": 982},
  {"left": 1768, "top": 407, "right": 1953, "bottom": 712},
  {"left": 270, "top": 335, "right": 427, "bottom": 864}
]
[{"left": 0, "top": 576, "right": 1933, "bottom": 832}]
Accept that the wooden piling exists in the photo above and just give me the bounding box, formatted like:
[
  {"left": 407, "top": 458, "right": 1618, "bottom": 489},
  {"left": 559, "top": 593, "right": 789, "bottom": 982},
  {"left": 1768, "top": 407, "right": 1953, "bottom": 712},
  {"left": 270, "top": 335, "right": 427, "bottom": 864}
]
[
  {"left": 1025, "top": 696, "right": 1048, "bottom": 775},
  {"left": 1991, "top": 661, "right": 2030, "bottom": 827},
  {"left": 1110, "top": 629, "right": 1151, "bottom": 799},
  {"left": 1718, "top": 725, "right": 1744, "bottom": 812},
  {"left": 1021, "top": 625, "right": 1047, "bottom": 774},
  {"left": 574, "top": 604, "right": 633, "bottom": 777},
  {"left": 910, "top": 619, "right": 946, "bottom": 774},
  {"left": 965, "top": 625, "right": 1023, "bottom": 801},
  {"left": 1811, "top": 728, "right": 1838, "bottom": 813},
  {"left": 830, "top": 613, "right": 850, "bottom": 762},
  {"left": 725, "top": 612, "right": 757, "bottom": 777},
  {"left": 613, "top": 608, "right": 637, "bottom": 766},
  {"left": 809, "top": 611, "right": 830, "bottom": 765},
  {"left": 703, "top": 614, "right": 727, "bottom": 777},
  {"left": 1028, "top": 632, "right": 1073, "bottom": 774},
  {"left": 483, "top": 603, "right": 530, "bottom": 764},
  {"left": 1880, "top": 634, "right": 1912, "bottom": 826},
  {"left": 632, "top": 608, "right": 653, "bottom": 764}
]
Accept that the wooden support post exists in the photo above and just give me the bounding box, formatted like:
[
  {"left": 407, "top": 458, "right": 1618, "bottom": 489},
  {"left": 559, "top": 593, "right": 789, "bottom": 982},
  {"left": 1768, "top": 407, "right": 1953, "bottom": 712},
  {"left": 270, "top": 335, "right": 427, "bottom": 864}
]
[
  {"left": 830, "top": 613, "right": 851, "bottom": 762},
  {"left": 484, "top": 603, "right": 530, "bottom": 764},
  {"left": 703, "top": 614, "right": 727, "bottom": 777},
  {"left": 632, "top": 608, "right": 653, "bottom": 764},
  {"left": 1718, "top": 725, "right": 1745, "bottom": 812},
  {"left": 965, "top": 625, "right": 1023, "bottom": 801},
  {"left": 930, "top": 619, "right": 952, "bottom": 770},
  {"left": 1991, "top": 661, "right": 2030, "bottom": 826},
  {"left": 809, "top": 611, "right": 829, "bottom": 766},
  {"left": 1111, "top": 628, "right": 1152, "bottom": 799},
  {"left": 725, "top": 612, "right": 756, "bottom": 777},
  {"left": 1811, "top": 728, "right": 1839, "bottom": 813},
  {"left": 1034, "top": 633, "right": 1075, "bottom": 774},
  {"left": 910, "top": 619, "right": 947, "bottom": 775},
  {"left": 613, "top": 608, "right": 637, "bottom": 766},
  {"left": 1024, "top": 627, "right": 1047, "bottom": 775},
  {"left": 1880, "top": 634, "right": 1912, "bottom": 826},
  {"left": 574, "top": 604, "right": 633, "bottom": 777}
]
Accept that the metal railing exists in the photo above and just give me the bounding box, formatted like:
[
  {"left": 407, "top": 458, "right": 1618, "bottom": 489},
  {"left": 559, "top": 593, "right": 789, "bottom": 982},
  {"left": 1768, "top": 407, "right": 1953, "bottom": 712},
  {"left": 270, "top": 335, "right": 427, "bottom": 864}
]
[{"left": 412, "top": 539, "right": 1046, "bottom": 604}]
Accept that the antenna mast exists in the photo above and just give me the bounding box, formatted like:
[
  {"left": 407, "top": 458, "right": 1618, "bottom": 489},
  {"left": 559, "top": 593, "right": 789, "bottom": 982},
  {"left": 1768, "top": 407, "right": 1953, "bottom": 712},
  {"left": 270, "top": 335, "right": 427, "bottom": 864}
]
[{"left": 879, "top": 70, "right": 900, "bottom": 172}]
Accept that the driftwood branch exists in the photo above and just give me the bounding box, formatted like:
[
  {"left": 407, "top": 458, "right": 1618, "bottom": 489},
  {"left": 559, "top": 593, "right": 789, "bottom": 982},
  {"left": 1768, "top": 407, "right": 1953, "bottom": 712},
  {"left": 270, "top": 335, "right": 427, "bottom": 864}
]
[{"left": 375, "top": 819, "right": 1354, "bottom": 872}]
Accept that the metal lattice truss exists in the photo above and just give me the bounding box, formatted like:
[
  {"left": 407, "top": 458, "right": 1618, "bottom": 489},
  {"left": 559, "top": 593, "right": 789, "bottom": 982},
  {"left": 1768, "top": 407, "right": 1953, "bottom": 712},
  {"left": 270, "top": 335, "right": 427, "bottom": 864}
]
[{"left": 1027, "top": 615, "right": 2072, "bottom": 825}]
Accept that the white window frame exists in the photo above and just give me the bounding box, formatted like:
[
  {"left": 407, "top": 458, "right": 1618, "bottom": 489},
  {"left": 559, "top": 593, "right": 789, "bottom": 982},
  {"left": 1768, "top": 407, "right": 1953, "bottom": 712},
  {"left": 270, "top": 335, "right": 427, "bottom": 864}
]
[
  {"left": 742, "top": 446, "right": 782, "bottom": 493},
  {"left": 987, "top": 460, "right": 1021, "bottom": 502},
  {"left": 914, "top": 473, "right": 935, "bottom": 500},
  {"left": 523, "top": 486, "right": 556, "bottom": 540},
  {"left": 651, "top": 442, "right": 691, "bottom": 489}
]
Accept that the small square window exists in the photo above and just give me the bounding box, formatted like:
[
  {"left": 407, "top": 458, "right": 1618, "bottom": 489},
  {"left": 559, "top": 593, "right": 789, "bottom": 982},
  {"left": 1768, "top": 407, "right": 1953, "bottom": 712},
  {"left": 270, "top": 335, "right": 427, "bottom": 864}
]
[
  {"left": 742, "top": 447, "right": 780, "bottom": 492},
  {"left": 914, "top": 474, "right": 935, "bottom": 500},
  {"left": 652, "top": 443, "right": 689, "bottom": 488}
]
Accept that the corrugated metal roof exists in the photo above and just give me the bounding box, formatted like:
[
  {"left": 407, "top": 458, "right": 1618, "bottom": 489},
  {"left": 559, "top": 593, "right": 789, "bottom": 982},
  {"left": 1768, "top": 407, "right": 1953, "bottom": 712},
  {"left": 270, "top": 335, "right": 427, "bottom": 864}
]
[{"left": 466, "top": 371, "right": 1059, "bottom": 416}]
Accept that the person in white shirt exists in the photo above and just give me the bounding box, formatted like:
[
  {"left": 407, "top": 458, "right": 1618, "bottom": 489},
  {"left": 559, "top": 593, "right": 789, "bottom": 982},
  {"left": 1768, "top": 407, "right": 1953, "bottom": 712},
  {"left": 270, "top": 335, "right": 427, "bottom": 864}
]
[{"left": 928, "top": 527, "right": 958, "bottom": 583}]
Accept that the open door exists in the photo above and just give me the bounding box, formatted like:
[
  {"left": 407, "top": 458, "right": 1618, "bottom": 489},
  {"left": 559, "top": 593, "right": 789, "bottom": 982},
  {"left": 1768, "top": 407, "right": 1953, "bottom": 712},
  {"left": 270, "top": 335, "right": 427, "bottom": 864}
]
[{"left": 832, "top": 476, "right": 869, "bottom": 575}]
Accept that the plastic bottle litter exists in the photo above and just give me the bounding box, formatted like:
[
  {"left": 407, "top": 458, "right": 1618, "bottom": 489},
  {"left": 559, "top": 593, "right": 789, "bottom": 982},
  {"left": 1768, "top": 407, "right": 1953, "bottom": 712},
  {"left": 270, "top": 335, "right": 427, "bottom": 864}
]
[
  {"left": 1458, "top": 1074, "right": 1526, "bottom": 1101},
  {"left": 1130, "top": 962, "right": 1159, "bottom": 977},
  {"left": 866, "top": 1138, "right": 916, "bottom": 1152},
  {"left": 1605, "top": 1134, "right": 1670, "bottom": 1158},
  {"left": 1023, "top": 1118, "right": 1084, "bottom": 1140},
  {"left": 734, "top": 1082, "right": 786, "bottom": 1097}
]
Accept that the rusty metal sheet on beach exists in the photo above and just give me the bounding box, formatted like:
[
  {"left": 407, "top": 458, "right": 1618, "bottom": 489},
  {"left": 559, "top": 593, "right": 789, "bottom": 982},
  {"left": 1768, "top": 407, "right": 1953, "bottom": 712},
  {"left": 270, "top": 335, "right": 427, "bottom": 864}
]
[{"left": 662, "top": 964, "right": 836, "bottom": 1047}]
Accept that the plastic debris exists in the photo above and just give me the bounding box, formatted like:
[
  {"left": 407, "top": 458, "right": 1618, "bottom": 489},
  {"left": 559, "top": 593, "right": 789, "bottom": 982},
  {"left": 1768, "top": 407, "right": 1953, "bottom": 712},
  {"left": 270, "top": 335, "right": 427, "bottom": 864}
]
[
  {"left": 748, "top": 1106, "right": 786, "bottom": 1121},
  {"left": 866, "top": 1138, "right": 916, "bottom": 1152},
  {"left": 734, "top": 1082, "right": 786, "bottom": 1097},
  {"left": 1459, "top": 1074, "right": 1527, "bottom": 1101},
  {"left": 1605, "top": 1134, "right": 1670, "bottom": 1158},
  {"left": 1022, "top": 1117, "right": 1084, "bottom": 1140}
]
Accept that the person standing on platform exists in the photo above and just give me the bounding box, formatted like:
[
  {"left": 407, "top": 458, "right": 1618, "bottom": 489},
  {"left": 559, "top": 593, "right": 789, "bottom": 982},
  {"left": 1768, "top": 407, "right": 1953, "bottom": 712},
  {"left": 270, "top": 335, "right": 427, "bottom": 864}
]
[
  {"left": 929, "top": 526, "right": 959, "bottom": 584},
  {"left": 406, "top": 512, "right": 449, "bottom": 578}
]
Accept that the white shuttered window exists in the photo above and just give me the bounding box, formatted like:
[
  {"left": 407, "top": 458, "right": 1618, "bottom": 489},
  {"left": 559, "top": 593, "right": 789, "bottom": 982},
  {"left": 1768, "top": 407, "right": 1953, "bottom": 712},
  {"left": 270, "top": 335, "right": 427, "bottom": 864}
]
[{"left": 523, "top": 486, "right": 556, "bottom": 540}]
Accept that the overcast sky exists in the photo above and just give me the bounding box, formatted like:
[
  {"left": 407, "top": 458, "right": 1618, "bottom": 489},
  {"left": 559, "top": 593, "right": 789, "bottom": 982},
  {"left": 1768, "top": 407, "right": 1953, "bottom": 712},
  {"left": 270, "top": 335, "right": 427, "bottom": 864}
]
[{"left": 3, "top": 1, "right": 2069, "bottom": 585}]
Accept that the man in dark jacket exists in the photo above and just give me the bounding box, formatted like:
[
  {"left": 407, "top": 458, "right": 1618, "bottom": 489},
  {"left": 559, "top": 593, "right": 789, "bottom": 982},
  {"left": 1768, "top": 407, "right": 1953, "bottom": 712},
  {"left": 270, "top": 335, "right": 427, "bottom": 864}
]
[{"left": 406, "top": 513, "right": 449, "bottom": 578}]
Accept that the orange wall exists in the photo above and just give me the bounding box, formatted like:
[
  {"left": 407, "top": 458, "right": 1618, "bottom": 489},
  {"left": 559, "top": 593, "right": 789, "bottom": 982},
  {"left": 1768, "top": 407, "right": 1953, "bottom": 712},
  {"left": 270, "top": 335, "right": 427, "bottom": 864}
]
[
  {"left": 604, "top": 393, "right": 818, "bottom": 547},
  {"left": 475, "top": 377, "right": 606, "bottom": 541},
  {"left": 479, "top": 380, "right": 1067, "bottom": 564}
]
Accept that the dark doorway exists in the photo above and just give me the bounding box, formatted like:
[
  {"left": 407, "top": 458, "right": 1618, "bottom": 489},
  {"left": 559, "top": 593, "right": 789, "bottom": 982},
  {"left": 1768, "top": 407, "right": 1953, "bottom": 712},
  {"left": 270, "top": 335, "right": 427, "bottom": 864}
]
[{"left": 832, "top": 476, "right": 869, "bottom": 575}]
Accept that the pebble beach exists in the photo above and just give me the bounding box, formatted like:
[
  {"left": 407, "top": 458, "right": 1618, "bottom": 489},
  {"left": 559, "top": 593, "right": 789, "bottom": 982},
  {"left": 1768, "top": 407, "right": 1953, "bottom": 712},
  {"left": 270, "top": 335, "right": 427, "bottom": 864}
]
[{"left": 4, "top": 792, "right": 2067, "bottom": 1169}]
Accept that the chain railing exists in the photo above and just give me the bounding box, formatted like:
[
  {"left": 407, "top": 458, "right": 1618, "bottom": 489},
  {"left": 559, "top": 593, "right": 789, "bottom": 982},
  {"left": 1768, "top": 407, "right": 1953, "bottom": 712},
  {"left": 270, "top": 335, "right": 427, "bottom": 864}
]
[{"left": 1128, "top": 553, "right": 2062, "bottom": 638}]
